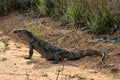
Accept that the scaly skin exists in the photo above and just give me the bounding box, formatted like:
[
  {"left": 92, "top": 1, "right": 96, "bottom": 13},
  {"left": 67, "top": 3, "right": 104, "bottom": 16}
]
[{"left": 13, "top": 29, "right": 105, "bottom": 64}]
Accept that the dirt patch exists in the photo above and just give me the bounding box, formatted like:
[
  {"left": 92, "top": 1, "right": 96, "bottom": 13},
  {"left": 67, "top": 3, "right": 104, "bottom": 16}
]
[{"left": 0, "top": 12, "right": 120, "bottom": 80}]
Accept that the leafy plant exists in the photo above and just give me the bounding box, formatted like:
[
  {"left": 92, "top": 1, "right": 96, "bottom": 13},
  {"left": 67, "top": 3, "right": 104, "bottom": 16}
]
[
  {"left": 37, "top": 0, "right": 64, "bottom": 18},
  {"left": 37, "top": 0, "right": 48, "bottom": 16},
  {"left": 63, "top": 0, "right": 87, "bottom": 27}
]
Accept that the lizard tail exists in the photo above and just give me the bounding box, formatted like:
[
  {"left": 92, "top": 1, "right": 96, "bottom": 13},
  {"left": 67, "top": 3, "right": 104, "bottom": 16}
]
[{"left": 77, "top": 50, "right": 105, "bottom": 62}]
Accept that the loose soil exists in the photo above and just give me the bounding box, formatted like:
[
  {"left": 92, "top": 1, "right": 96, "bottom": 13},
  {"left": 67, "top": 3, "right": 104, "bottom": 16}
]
[{"left": 0, "top": 12, "right": 120, "bottom": 80}]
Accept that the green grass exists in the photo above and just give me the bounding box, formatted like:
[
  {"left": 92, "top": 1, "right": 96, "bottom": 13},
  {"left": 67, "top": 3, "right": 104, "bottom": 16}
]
[
  {"left": 57, "top": 38, "right": 62, "bottom": 46},
  {"left": 26, "top": 58, "right": 38, "bottom": 65},
  {"left": 0, "top": 0, "right": 120, "bottom": 34},
  {"left": 37, "top": 0, "right": 48, "bottom": 16},
  {"left": 2, "top": 39, "right": 10, "bottom": 53},
  {"left": 62, "top": 0, "right": 87, "bottom": 27},
  {"left": 41, "top": 73, "right": 48, "bottom": 77},
  {"left": 86, "top": 0, "right": 117, "bottom": 34},
  {"left": 37, "top": 0, "right": 120, "bottom": 35}
]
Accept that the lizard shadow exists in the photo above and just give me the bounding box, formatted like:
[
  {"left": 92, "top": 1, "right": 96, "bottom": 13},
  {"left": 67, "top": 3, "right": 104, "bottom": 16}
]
[
  {"left": 18, "top": 55, "right": 82, "bottom": 69},
  {"left": 32, "top": 56, "right": 104, "bottom": 69},
  {"left": 32, "top": 59, "right": 85, "bottom": 69}
]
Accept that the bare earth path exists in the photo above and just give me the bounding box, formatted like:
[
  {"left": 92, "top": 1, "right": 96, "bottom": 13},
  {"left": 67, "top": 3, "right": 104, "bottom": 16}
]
[{"left": 0, "top": 12, "right": 120, "bottom": 80}]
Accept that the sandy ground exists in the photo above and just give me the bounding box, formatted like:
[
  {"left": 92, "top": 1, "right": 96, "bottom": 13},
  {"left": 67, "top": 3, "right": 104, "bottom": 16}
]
[{"left": 0, "top": 12, "right": 120, "bottom": 80}]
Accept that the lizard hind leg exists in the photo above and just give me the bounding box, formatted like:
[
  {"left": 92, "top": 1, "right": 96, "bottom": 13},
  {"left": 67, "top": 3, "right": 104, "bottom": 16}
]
[{"left": 51, "top": 52, "right": 63, "bottom": 64}]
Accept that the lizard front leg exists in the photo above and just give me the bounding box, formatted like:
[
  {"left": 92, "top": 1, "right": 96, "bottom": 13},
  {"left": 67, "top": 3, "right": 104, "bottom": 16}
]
[{"left": 24, "top": 44, "right": 34, "bottom": 59}]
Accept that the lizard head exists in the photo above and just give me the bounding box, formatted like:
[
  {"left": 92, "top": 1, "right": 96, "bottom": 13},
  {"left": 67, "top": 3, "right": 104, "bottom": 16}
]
[{"left": 12, "top": 29, "right": 33, "bottom": 42}]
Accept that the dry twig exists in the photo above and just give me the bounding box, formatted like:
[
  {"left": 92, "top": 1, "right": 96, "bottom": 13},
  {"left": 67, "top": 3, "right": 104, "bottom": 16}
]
[{"left": 56, "top": 64, "right": 65, "bottom": 80}]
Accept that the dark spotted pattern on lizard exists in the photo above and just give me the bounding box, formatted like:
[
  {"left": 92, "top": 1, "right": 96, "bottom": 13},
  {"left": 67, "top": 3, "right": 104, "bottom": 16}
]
[{"left": 13, "top": 29, "right": 105, "bottom": 64}]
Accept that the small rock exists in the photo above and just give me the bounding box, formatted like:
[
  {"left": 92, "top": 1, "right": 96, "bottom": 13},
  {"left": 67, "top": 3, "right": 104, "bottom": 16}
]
[
  {"left": 84, "top": 29, "right": 92, "bottom": 34},
  {"left": 109, "top": 40, "right": 116, "bottom": 43},
  {"left": 96, "top": 38, "right": 107, "bottom": 43},
  {"left": 14, "top": 63, "right": 16, "bottom": 65},
  {"left": 81, "top": 26, "right": 90, "bottom": 31},
  {"left": 54, "top": 21, "right": 63, "bottom": 27}
]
